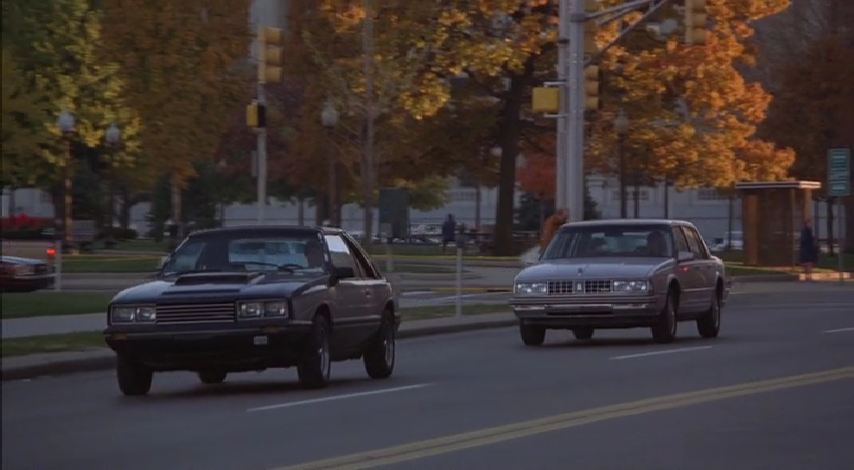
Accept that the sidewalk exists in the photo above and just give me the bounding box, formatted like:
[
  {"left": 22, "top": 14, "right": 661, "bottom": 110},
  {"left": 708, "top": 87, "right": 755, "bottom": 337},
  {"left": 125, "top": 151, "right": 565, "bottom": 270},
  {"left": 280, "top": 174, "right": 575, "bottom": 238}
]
[{"left": 1, "top": 312, "right": 516, "bottom": 381}]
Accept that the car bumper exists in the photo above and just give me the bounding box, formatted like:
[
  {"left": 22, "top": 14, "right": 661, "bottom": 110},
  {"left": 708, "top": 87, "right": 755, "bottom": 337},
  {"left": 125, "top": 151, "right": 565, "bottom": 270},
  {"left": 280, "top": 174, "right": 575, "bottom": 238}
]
[
  {"left": 511, "top": 294, "right": 665, "bottom": 328},
  {"left": 104, "top": 321, "right": 313, "bottom": 372},
  {"left": 0, "top": 274, "right": 55, "bottom": 291}
]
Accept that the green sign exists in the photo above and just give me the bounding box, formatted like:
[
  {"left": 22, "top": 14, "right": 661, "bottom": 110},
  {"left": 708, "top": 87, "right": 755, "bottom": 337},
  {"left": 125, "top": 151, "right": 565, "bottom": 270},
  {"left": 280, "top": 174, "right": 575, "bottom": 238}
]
[{"left": 827, "top": 148, "right": 850, "bottom": 197}]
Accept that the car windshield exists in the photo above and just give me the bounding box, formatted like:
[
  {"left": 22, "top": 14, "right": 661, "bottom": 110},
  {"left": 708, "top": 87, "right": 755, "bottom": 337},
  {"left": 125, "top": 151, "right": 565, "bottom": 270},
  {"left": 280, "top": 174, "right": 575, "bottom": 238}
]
[
  {"left": 542, "top": 224, "right": 674, "bottom": 259},
  {"left": 161, "top": 231, "right": 328, "bottom": 277}
]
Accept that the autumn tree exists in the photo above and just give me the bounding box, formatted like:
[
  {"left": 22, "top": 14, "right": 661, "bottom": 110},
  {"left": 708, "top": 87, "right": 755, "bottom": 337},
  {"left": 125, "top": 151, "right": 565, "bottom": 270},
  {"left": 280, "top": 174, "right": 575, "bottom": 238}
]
[{"left": 101, "top": 0, "right": 253, "bottom": 236}]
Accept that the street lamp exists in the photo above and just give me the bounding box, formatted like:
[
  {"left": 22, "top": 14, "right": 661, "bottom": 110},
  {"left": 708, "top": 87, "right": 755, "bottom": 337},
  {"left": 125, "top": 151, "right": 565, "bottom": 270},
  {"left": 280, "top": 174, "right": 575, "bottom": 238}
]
[
  {"left": 56, "top": 110, "right": 76, "bottom": 249},
  {"left": 614, "top": 109, "right": 629, "bottom": 219},
  {"left": 104, "top": 123, "right": 121, "bottom": 245},
  {"left": 321, "top": 99, "right": 339, "bottom": 227}
]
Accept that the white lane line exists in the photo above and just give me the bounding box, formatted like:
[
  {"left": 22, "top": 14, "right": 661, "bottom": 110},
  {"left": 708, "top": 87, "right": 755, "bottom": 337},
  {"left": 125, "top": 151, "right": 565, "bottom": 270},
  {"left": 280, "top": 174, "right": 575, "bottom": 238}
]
[
  {"left": 434, "top": 292, "right": 510, "bottom": 302},
  {"left": 400, "top": 291, "right": 433, "bottom": 297},
  {"left": 823, "top": 327, "right": 854, "bottom": 334},
  {"left": 611, "top": 346, "right": 713, "bottom": 361},
  {"left": 247, "top": 383, "right": 433, "bottom": 412}
]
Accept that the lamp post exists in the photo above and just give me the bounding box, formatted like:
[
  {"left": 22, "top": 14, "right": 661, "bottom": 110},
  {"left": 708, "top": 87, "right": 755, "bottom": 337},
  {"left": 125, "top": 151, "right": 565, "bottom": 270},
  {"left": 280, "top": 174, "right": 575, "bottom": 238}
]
[
  {"left": 614, "top": 109, "right": 629, "bottom": 219},
  {"left": 321, "top": 99, "right": 340, "bottom": 227},
  {"left": 57, "top": 110, "right": 75, "bottom": 249},
  {"left": 104, "top": 123, "right": 121, "bottom": 244}
]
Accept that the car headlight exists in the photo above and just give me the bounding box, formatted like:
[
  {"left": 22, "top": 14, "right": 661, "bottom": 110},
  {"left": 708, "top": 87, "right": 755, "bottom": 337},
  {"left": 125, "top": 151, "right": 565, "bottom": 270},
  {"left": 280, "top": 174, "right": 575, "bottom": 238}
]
[
  {"left": 515, "top": 282, "right": 548, "bottom": 295},
  {"left": 238, "top": 302, "right": 263, "bottom": 318},
  {"left": 264, "top": 301, "right": 288, "bottom": 317},
  {"left": 111, "top": 305, "right": 155, "bottom": 323},
  {"left": 612, "top": 280, "right": 651, "bottom": 294}
]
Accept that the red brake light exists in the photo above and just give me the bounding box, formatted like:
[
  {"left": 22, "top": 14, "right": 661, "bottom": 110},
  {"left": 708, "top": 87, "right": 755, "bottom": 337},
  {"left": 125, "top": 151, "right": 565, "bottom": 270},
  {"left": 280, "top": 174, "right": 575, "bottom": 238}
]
[{"left": 46, "top": 247, "right": 57, "bottom": 257}]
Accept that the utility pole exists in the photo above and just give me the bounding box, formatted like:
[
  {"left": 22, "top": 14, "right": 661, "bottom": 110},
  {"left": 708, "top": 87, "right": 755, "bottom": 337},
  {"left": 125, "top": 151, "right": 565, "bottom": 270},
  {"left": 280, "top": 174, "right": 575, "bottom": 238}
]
[
  {"left": 565, "top": 0, "right": 586, "bottom": 221},
  {"left": 256, "top": 82, "right": 267, "bottom": 223},
  {"left": 253, "top": 26, "right": 284, "bottom": 224},
  {"left": 362, "top": 0, "right": 376, "bottom": 242},
  {"left": 556, "top": 0, "right": 570, "bottom": 212}
]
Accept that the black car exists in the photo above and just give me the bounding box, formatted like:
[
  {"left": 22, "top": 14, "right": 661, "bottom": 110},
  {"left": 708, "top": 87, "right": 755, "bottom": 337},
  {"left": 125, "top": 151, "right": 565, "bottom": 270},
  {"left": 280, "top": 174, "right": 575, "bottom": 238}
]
[
  {"left": 104, "top": 226, "right": 398, "bottom": 396},
  {"left": 0, "top": 256, "right": 55, "bottom": 292}
]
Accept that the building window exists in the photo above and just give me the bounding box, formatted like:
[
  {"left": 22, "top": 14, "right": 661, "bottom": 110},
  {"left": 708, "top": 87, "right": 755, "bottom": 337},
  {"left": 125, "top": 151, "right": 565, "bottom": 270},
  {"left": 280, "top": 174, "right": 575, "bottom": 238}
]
[
  {"left": 611, "top": 189, "right": 649, "bottom": 201},
  {"left": 696, "top": 188, "right": 727, "bottom": 201}
]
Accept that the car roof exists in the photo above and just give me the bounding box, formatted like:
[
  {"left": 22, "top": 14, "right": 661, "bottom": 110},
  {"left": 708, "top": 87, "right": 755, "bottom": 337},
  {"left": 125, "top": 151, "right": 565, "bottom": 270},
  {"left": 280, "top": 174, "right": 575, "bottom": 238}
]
[
  {"left": 562, "top": 219, "right": 695, "bottom": 228},
  {"left": 187, "top": 225, "right": 346, "bottom": 238}
]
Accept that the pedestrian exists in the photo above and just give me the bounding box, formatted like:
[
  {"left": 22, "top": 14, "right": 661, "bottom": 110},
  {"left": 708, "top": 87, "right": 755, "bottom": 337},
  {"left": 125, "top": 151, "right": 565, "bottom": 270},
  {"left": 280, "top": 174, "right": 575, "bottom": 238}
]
[
  {"left": 442, "top": 214, "right": 457, "bottom": 253},
  {"left": 540, "top": 208, "right": 569, "bottom": 251},
  {"left": 799, "top": 218, "right": 818, "bottom": 280}
]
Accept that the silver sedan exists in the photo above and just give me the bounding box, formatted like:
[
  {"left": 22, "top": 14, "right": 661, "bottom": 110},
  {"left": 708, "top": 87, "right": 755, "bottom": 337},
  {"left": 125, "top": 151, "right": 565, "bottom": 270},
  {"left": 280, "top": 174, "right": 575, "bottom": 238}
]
[{"left": 510, "top": 219, "right": 729, "bottom": 345}]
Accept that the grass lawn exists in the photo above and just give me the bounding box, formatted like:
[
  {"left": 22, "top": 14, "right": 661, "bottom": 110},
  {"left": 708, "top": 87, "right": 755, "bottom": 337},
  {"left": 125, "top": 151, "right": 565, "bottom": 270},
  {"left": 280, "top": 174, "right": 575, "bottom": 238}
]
[
  {"left": 1, "top": 292, "right": 112, "bottom": 319},
  {"left": 61, "top": 255, "right": 161, "bottom": 273},
  {"left": 1, "top": 331, "right": 105, "bottom": 357},
  {"left": 400, "top": 303, "right": 508, "bottom": 321}
]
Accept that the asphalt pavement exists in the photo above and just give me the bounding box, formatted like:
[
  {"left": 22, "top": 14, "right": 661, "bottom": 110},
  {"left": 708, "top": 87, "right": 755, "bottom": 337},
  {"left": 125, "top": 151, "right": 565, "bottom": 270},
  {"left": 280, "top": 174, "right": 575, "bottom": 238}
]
[{"left": 2, "top": 284, "right": 853, "bottom": 469}]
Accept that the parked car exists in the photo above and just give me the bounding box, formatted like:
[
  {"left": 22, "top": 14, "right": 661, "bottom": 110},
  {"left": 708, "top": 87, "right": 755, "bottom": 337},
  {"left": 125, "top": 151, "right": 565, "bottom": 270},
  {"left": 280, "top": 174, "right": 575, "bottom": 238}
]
[
  {"left": 0, "top": 256, "right": 55, "bottom": 292},
  {"left": 104, "top": 226, "right": 398, "bottom": 396},
  {"left": 710, "top": 231, "right": 743, "bottom": 252},
  {"left": 510, "top": 219, "right": 729, "bottom": 345}
]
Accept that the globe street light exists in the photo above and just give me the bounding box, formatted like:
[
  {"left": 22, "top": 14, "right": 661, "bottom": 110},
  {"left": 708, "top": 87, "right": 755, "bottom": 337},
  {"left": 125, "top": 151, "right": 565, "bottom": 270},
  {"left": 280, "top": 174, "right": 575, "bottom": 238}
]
[
  {"left": 614, "top": 109, "right": 629, "bottom": 219},
  {"left": 321, "top": 100, "right": 339, "bottom": 227},
  {"left": 56, "top": 110, "right": 76, "bottom": 250},
  {"left": 105, "top": 123, "right": 121, "bottom": 146}
]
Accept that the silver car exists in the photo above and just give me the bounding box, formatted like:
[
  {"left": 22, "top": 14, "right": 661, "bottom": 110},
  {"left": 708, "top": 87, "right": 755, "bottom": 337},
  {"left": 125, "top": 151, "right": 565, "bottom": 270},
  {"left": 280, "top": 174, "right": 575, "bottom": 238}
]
[{"left": 511, "top": 219, "right": 729, "bottom": 345}]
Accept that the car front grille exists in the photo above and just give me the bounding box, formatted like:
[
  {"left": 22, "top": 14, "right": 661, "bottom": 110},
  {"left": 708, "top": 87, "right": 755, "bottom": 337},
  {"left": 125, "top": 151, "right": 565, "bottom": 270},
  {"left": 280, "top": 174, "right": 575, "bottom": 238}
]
[
  {"left": 548, "top": 281, "right": 575, "bottom": 295},
  {"left": 584, "top": 280, "right": 612, "bottom": 294},
  {"left": 156, "top": 302, "right": 236, "bottom": 325}
]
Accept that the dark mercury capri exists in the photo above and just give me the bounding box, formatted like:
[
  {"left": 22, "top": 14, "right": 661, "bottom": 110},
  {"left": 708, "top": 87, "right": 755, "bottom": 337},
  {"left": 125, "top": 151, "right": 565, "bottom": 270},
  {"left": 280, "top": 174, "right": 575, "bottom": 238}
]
[
  {"left": 104, "top": 226, "right": 398, "bottom": 395},
  {"left": 511, "top": 219, "right": 729, "bottom": 346}
]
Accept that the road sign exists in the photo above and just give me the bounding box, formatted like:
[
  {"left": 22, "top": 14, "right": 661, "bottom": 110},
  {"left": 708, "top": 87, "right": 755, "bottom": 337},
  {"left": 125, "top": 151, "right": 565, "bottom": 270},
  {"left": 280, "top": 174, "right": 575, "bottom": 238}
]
[{"left": 827, "top": 148, "right": 850, "bottom": 197}]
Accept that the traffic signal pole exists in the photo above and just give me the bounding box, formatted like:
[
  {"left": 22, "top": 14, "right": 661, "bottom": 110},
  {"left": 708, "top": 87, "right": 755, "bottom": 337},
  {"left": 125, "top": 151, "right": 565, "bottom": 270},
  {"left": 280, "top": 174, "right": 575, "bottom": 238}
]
[{"left": 256, "top": 82, "right": 267, "bottom": 223}]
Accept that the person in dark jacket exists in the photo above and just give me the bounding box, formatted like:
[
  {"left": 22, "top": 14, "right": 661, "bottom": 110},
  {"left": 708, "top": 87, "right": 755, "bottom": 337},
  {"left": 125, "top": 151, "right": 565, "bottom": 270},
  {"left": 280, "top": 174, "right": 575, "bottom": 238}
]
[
  {"left": 442, "top": 214, "right": 457, "bottom": 253},
  {"left": 799, "top": 218, "right": 818, "bottom": 280}
]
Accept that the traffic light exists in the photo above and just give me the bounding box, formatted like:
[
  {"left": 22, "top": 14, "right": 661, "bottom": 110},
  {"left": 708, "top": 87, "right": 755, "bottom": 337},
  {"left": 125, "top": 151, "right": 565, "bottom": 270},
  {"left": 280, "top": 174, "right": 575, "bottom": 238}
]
[
  {"left": 258, "top": 26, "right": 284, "bottom": 83},
  {"left": 584, "top": 0, "right": 599, "bottom": 55},
  {"left": 584, "top": 66, "right": 600, "bottom": 111},
  {"left": 246, "top": 100, "right": 266, "bottom": 128},
  {"left": 684, "top": 0, "right": 707, "bottom": 45}
]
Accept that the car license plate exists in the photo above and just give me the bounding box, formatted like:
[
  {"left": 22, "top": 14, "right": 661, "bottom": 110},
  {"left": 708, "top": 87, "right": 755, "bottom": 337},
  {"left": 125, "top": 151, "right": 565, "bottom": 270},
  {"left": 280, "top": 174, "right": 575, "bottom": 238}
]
[{"left": 253, "top": 336, "right": 269, "bottom": 346}]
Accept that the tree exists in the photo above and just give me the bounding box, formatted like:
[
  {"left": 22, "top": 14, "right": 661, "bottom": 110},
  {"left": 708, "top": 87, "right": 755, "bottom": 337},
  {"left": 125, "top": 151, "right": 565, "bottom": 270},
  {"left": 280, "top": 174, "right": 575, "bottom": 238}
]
[
  {"left": 101, "top": 0, "right": 253, "bottom": 235},
  {"left": 2, "top": 0, "right": 142, "bottom": 245}
]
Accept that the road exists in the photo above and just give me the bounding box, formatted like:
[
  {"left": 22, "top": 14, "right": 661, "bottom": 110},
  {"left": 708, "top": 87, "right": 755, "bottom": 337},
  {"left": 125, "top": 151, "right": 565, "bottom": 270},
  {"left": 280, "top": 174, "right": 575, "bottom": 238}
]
[{"left": 3, "top": 283, "right": 853, "bottom": 469}]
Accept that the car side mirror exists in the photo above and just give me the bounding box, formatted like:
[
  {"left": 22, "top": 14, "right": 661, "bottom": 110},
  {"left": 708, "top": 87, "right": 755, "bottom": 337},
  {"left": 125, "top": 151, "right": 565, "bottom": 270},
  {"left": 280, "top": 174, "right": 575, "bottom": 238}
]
[
  {"left": 677, "top": 251, "right": 695, "bottom": 262},
  {"left": 333, "top": 266, "right": 355, "bottom": 281}
]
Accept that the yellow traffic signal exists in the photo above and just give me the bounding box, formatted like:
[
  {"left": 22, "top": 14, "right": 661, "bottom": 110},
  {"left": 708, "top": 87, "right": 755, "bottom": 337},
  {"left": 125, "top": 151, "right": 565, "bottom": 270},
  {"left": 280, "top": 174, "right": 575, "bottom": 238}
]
[
  {"left": 532, "top": 87, "right": 560, "bottom": 114},
  {"left": 258, "top": 26, "right": 284, "bottom": 83},
  {"left": 246, "top": 100, "right": 266, "bottom": 128},
  {"left": 584, "top": 66, "right": 600, "bottom": 111},
  {"left": 685, "top": 0, "right": 707, "bottom": 45}
]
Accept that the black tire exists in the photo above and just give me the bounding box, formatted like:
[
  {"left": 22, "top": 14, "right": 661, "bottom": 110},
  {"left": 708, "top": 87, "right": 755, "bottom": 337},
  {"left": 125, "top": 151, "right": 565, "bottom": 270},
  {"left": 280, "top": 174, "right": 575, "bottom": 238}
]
[
  {"left": 198, "top": 370, "right": 227, "bottom": 385},
  {"left": 572, "top": 327, "right": 594, "bottom": 340},
  {"left": 520, "top": 323, "right": 546, "bottom": 346},
  {"left": 117, "top": 355, "right": 152, "bottom": 396},
  {"left": 697, "top": 289, "right": 721, "bottom": 338},
  {"left": 364, "top": 313, "right": 395, "bottom": 379},
  {"left": 651, "top": 291, "right": 678, "bottom": 344},
  {"left": 298, "top": 316, "right": 331, "bottom": 389}
]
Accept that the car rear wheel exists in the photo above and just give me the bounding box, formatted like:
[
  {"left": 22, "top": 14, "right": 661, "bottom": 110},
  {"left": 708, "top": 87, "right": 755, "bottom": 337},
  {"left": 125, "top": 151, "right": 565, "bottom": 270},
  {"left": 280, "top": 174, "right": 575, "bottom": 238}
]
[
  {"left": 697, "top": 290, "right": 721, "bottom": 338},
  {"left": 520, "top": 323, "right": 546, "bottom": 346},
  {"left": 364, "top": 312, "right": 395, "bottom": 379},
  {"left": 298, "top": 316, "right": 331, "bottom": 389},
  {"left": 651, "top": 292, "right": 678, "bottom": 344},
  {"left": 572, "top": 327, "right": 594, "bottom": 340},
  {"left": 198, "top": 370, "right": 227, "bottom": 385},
  {"left": 117, "top": 355, "right": 152, "bottom": 396}
]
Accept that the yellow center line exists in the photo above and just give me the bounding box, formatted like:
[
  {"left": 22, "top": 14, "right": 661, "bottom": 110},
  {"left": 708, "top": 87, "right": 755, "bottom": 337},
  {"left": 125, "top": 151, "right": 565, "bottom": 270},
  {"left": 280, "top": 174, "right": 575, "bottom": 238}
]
[{"left": 275, "top": 367, "right": 854, "bottom": 470}]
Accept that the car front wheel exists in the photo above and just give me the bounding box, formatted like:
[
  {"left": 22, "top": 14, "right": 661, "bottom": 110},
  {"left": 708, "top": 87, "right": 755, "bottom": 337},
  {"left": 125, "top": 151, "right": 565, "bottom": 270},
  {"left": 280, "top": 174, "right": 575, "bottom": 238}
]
[
  {"left": 298, "top": 316, "right": 331, "bottom": 389},
  {"left": 117, "top": 355, "right": 152, "bottom": 396},
  {"left": 520, "top": 323, "right": 546, "bottom": 346},
  {"left": 364, "top": 312, "right": 395, "bottom": 379},
  {"left": 651, "top": 292, "right": 678, "bottom": 344}
]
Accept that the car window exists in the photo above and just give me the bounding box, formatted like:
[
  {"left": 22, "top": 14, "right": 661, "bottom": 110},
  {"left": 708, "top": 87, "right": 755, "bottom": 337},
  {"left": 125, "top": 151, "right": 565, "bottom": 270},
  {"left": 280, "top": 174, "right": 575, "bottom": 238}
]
[
  {"left": 345, "top": 236, "right": 379, "bottom": 279},
  {"left": 543, "top": 225, "right": 673, "bottom": 259},
  {"left": 673, "top": 227, "right": 690, "bottom": 254},
  {"left": 324, "top": 235, "right": 358, "bottom": 272},
  {"left": 166, "top": 240, "right": 204, "bottom": 272},
  {"left": 682, "top": 227, "right": 707, "bottom": 259}
]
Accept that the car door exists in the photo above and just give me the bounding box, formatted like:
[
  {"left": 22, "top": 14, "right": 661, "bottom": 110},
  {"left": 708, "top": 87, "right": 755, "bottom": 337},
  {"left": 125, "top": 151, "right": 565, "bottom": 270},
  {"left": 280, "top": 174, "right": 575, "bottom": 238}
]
[
  {"left": 674, "top": 226, "right": 705, "bottom": 313},
  {"left": 343, "top": 235, "right": 387, "bottom": 342},
  {"left": 684, "top": 226, "right": 716, "bottom": 305},
  {"left": 324, "top": 234, "right": 372, "bottom": 353}
]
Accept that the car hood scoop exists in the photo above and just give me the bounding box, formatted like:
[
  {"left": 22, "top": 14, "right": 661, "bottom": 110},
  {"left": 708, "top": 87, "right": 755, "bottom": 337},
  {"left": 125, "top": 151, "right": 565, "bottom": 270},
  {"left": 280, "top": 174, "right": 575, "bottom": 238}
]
[{"left": 174, "top": 272, "right": 262, "bottom": 286}]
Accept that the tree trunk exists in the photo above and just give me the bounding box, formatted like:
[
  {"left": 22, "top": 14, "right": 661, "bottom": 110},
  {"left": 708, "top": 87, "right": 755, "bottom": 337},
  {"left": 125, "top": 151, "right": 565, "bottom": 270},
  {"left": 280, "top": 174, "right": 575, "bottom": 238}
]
[
  {"left": 315, "top": 194, "right": 329, "bottom": 226},
  {"left": 493, "top": 61, "right": 534, "bottom": 256},
  {"left": 361, "top": 0, "right": 376, "bottom": 247},
  {"left": 7, "top": 187, "right": 16, "bottom": 218},
  {"left": 298, "top": 197, "right": 305, "bottom": 226},
  {"left": 845, "top": 197, "right": 854, "bottom": 253},
  {"left": 63, "top": 140, "right": 74, "bottom": 249},
  {"left": 119, "top": 187, "right": 131, "bottom": 231}
]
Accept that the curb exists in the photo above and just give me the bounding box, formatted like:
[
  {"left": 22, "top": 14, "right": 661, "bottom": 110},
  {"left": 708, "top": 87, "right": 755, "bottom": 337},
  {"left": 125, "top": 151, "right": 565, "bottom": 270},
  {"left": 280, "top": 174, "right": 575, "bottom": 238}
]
[{"left": 1, "top": 317, "right": 519, "bottom": 382}]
